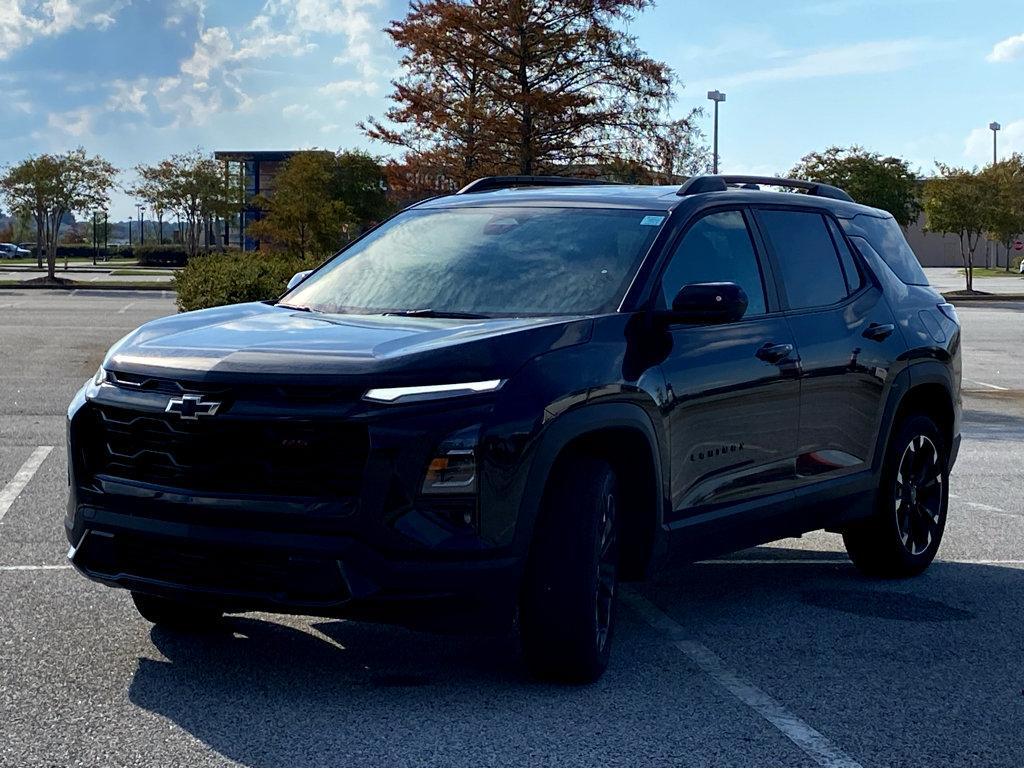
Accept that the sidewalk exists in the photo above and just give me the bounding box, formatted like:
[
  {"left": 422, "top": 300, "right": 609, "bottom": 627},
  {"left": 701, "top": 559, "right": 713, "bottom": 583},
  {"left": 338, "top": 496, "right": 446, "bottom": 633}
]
[{"left": 924, "top": 267, "right": 1024, "bottom": 296}]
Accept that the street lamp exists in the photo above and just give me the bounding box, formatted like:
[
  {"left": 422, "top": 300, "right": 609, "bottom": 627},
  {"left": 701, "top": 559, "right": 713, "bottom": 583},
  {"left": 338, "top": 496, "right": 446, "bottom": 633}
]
[
  {"left": 707, "top": 90, "right": 726, "bottom": 175},
  {"left": 989, "top": 122, "right": 1001, "bottom": 165},
  {"left": 136, "top": 204, "right": 145, "bottom": 246}
]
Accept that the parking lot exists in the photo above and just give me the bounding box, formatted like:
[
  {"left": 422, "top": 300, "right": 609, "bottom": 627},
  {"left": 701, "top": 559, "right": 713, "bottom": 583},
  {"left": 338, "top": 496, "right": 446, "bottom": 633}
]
[{"left": 1, "top": 289, "right": 1022, "bottom": 767}]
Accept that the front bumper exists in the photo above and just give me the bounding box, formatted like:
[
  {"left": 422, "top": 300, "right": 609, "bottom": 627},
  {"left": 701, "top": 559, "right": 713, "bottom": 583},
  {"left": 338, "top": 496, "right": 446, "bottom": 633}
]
[{"left": 67, "top": 506, "right": 521, "bottom": 624}]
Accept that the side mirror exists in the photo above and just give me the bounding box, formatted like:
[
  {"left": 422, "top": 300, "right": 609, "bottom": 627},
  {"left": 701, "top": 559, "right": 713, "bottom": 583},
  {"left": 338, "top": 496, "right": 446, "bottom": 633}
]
[
  {"left": 287, "top": 270, "right": 313, "bottom": 291},
  {"left": 665, "top": 282, "right": 748, "bottom": 325}
]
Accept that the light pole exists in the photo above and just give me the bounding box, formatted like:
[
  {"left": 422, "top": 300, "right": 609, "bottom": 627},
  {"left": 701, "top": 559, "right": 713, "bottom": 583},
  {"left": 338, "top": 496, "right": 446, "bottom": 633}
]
[
  {"left": 989, "top": 122, "right": 1001, "bottom": 165},
  {"left": 707, "top": 90, "right": 726, "bottom": 175},
  {"left": 136, "top": 204, "right": 145, "bottom": 246}
]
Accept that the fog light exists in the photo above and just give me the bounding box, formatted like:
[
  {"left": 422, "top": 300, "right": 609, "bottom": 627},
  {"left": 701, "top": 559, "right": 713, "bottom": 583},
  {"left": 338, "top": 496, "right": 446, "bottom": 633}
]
[{"left": 421, "top": 426, "right": 479, "bottom": 495}]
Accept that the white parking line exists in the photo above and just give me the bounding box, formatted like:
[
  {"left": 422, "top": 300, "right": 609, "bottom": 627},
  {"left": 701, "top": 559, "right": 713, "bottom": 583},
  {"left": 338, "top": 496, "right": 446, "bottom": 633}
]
[
  {"left": 117, "top": 301, "right": 138, "bottom": 314},
  {"left": 624, "top": 590, "right": 861, "bottom": 768},
  {"left": 950, "top": 494, "right": 1004, "bottom": 510},
  {"left": 965, "top": 379, "right": 1009, "bottom": 391},
  {"left": 0, "top": 446, "right": 53, "bottom": 523},
  {"left": 0, "top": 564, "right": 70, "bottom": 571},
  {"left": 698, "top": 557, "right": 1024, "bottom": 566}
]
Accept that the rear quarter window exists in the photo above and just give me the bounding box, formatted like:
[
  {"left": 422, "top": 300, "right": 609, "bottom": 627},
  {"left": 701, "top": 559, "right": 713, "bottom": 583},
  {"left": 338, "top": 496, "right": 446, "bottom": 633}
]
[{"left": 842, "top": 214, "right": 928, "bottom": 286}]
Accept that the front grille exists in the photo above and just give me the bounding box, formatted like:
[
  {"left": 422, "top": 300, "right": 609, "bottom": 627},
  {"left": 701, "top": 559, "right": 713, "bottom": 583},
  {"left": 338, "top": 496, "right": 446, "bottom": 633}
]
[
  {"left": 108, "top": 370, "right": 357, "bottom": 403},
  {"left": 86, "top": 404, "right": 368, "bottom": 498}
]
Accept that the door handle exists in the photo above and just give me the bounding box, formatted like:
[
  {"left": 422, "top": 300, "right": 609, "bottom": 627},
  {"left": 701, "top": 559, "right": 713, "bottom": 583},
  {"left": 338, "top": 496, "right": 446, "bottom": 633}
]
[
  {"left": 756, "top": 342, "right": 795, "bottom": 365},
  {"left": 863, "top": 322, "right": 895, "bottom": 342}
]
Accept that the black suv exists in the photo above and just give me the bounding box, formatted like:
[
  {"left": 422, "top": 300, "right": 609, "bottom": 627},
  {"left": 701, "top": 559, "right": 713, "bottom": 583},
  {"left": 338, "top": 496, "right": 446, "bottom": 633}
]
[{"left": 66, "top": 175, "right": 961, "bottom": 682}]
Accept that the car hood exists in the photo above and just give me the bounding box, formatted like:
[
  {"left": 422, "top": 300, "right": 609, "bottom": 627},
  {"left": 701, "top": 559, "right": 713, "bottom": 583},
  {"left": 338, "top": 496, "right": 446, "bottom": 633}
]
[{"left": 105, "top": 301, "right": 593, "bottom": 384}]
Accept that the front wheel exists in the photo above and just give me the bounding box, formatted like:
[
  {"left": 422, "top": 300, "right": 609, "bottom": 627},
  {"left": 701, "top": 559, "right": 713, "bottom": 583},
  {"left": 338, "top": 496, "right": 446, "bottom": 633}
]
[
  {"left": 844, "top": 414, "right": 948, "bottom": 577},
  {"left": 520, "top": 455, "right": 620, "bottom": 683}
]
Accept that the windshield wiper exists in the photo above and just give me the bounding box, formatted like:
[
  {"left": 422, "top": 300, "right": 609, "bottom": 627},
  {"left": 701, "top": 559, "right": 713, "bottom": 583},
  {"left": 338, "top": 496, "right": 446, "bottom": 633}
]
[
  {"left": 382, "top": 309, "right": 491, "bottom": 319},
  {"left": 277, "top": 302, "right": 313, "bottom": 312}
]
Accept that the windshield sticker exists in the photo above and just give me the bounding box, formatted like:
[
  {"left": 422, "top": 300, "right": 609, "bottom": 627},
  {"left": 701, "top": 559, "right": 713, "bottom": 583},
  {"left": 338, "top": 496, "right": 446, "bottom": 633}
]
[{"left": 640, "top": 215, "right": 665, "bottom": 226}]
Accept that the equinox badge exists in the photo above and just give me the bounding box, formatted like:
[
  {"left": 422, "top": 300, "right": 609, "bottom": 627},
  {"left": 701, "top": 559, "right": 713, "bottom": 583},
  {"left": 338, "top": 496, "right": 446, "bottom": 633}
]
[{"left": 165, "top": 394, "right": 221, "bottom": 420}]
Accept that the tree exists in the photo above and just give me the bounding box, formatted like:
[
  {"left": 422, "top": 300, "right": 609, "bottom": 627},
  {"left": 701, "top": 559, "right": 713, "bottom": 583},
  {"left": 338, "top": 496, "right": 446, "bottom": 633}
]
[
  {"left": 334, "top": 150, "right": 393, "bottom": 226},
  {"left": 364, "top": 0, "right": 706, "bottom": 191},
  {"left": 0, "top": 149, "right": 116, "bottom": 279},
  {"left": 980, "top": 154, "right": 1024, "bottom": 271},
  {"left": 923, "top": 164, "right": 995, "bottom": 292},
  {"left": 789, "top": 146, "right": 922, "bottom": 225},
  {"left": 248, "top": 151, "right": 356, "bottom": 259},
  {"left": 132, "top": 149, "right": 241, "bottom": 260}
]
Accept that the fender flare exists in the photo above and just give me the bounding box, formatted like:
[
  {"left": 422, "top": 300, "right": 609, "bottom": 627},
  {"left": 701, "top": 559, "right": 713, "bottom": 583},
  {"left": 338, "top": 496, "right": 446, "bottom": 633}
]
[
  {"left": 872, "top": 360, "right": 957, "bottom": 474},
  {"left": 513, "top": 400, "right": 668, "bottom": 561}
]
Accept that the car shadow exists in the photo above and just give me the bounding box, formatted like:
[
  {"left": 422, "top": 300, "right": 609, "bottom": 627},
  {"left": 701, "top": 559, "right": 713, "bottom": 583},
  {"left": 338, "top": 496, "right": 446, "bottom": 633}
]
[{"left": 127, "top": 549, "right": 1024, "bottom": 766}]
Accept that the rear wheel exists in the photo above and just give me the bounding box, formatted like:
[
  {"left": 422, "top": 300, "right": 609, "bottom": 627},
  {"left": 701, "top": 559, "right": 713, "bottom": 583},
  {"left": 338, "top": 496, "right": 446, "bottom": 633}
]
[
  {"left": 844, "top": 414, "right": 948, "bottom": 577},
  {"left": 520, "top": 455, "right": 619, "bottom": 683},
  {"left": 131, "top": 592, "right": 224, "bottom": 629}
]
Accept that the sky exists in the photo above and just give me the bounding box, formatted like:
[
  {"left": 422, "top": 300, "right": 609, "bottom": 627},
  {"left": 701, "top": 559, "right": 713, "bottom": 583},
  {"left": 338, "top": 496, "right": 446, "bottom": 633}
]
[{"left": 1, "top": 0, "right": 1022, "bottom": 218}]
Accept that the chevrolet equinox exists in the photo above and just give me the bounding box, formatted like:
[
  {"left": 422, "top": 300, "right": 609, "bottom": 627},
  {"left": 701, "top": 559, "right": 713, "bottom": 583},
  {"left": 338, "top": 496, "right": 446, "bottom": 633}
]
[{"left": 66, "top": 175, "right": 961, "bottom": 682}]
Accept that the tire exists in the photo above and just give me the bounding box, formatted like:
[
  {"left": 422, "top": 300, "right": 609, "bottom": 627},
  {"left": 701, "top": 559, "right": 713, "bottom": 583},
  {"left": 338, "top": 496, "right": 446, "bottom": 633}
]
[
  {"left": 520, "top": 455, "right": 620, "bottom": 683},
  {"left": 843, "top": 414, "right": 948, "bottom": 577},
  {"left": 131, "top": 592, "right": 224, "bottom": 629}
]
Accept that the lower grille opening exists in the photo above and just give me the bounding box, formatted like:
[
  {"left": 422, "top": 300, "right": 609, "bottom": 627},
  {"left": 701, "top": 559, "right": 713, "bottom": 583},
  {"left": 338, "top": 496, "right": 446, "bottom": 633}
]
[
  {"left": 85, "top": 404, "right": 368, "bottom": 499},
  {"left": 75, "top": 530, "right": 351, "bottom": 604}
]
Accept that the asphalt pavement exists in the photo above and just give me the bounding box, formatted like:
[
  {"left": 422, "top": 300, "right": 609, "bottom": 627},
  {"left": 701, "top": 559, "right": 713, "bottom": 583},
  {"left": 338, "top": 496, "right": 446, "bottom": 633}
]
[{"left": 1, "top": 288, "right": 1022, "bottom": 767}]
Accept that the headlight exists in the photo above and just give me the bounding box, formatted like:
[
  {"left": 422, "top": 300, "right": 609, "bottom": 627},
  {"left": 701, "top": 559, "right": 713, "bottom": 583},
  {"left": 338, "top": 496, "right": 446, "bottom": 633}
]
[
  {"left": 421, "top": 426, "right": 480, "bottom": 495},
  {"left": 363, "top": 379, "right": 504, "bottom": 404}
]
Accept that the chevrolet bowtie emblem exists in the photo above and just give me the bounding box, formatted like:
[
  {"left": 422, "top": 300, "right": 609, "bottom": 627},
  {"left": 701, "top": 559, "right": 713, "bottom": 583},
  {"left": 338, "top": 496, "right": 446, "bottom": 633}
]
[{"left": 165, "top": 393, "right": 221, "bottom": 420}]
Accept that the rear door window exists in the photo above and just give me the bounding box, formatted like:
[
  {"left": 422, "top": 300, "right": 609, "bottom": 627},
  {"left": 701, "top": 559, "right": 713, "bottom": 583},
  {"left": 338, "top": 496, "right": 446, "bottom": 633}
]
[{"left": 757, "top": 209, "right": 849, "bottom": 310}]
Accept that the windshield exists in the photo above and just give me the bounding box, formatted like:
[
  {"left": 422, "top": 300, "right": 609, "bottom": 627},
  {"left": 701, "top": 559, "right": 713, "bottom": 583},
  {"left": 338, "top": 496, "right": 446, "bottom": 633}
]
[{"left": 282, "top": 206, "right": 666, "bottom": 316}]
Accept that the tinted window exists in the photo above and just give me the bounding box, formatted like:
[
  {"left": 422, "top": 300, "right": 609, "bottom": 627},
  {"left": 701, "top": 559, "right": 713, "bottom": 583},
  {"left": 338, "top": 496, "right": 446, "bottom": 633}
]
[
  {"left": 660, "top": 210, "right": 766, "bottom": 316},
  {"left": 845, "top": 214, "right": 928, "bottom": 286},
  {"left": 826, "top": 217, "right": 863, "bottom": 293},
  {"left": 758, "top": 210, "right": 847, "bottom": 310},
  {"left": 285, "top": 206, "right": 664, "bottom": 316}
]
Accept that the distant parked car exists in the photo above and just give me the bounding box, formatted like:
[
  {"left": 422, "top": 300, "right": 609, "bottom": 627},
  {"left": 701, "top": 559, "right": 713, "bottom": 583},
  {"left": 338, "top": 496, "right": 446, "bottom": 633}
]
[{"left": 0, "top": 243, "right": 31, "bottom": 259}]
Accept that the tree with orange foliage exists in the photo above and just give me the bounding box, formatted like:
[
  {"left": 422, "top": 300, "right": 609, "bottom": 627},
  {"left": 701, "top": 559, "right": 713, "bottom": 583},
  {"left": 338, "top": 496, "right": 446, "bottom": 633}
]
[{"left": 364, "top": 0, "right": 706, "bottom": 197}]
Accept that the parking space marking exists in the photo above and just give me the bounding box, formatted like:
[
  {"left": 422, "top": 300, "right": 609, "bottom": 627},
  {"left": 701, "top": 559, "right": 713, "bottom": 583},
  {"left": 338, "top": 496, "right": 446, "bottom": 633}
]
[
  {"left": 699, "top": 557, "right": 1024, "bottom": 566},
  {"left": 0, "top": 564, "right": 70, "bottom": 571},
  {"left": 964, "top": 379, "right": 1009, "bottom": 391},
  {"left": 949, "top": 494, "right": 1009, "bottom": 514},
  {"left": 624, "top": 590, "right": 861, "bottom": 768},
  {"left": 117, "top": 301, "right": 138, "bottom": 314},
  {"left": 0, "top": 445, "right": 53, "bottom": 523}
]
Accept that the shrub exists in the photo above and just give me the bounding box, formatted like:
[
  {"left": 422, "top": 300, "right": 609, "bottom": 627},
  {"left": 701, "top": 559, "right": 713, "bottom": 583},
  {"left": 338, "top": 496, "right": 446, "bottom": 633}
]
[
  {"left": 174, "top": 252, "right": 320, "bottom": 312},
  {"left": 135, "top": 245, "right": 193, "bottom": 267}
]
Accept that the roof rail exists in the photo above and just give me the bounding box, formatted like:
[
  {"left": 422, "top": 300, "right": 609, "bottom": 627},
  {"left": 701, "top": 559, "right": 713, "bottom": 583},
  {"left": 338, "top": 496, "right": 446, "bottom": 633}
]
[
  {"left": 676, "top": 175, "right": 854, "bottom": 202},
  {"left": 456, "top": 175, "right": 616, "bottom": 195}
]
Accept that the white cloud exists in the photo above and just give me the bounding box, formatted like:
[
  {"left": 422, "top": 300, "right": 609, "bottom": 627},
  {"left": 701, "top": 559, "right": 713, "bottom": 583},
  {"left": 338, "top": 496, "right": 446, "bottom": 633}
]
[
  {"left": 46, "top": 106, "right": 97, "bottom": 137},
  {"left": 107, "top": 79, "right": 148, "bottom": 115},
  {"left": 180, "top": 26, "right": 234, "bottom": 81},
  {"left": 282, "top": 103, "right": 321, "bottom": 121},
  {"left": 318, "top": 78, "right": 378, "bottom": 99},
  {"left": 701, "top": 38, "right": 949, "bottom": 90},
  {"left": 987, "top": 33, "right": 1024, "bottom": 63},
  {"left": 0, "top": 0, "right": 126, "bottom": 59},
  {"left": 964, "top": 119, "right": 1024, "bottom": 165}
]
